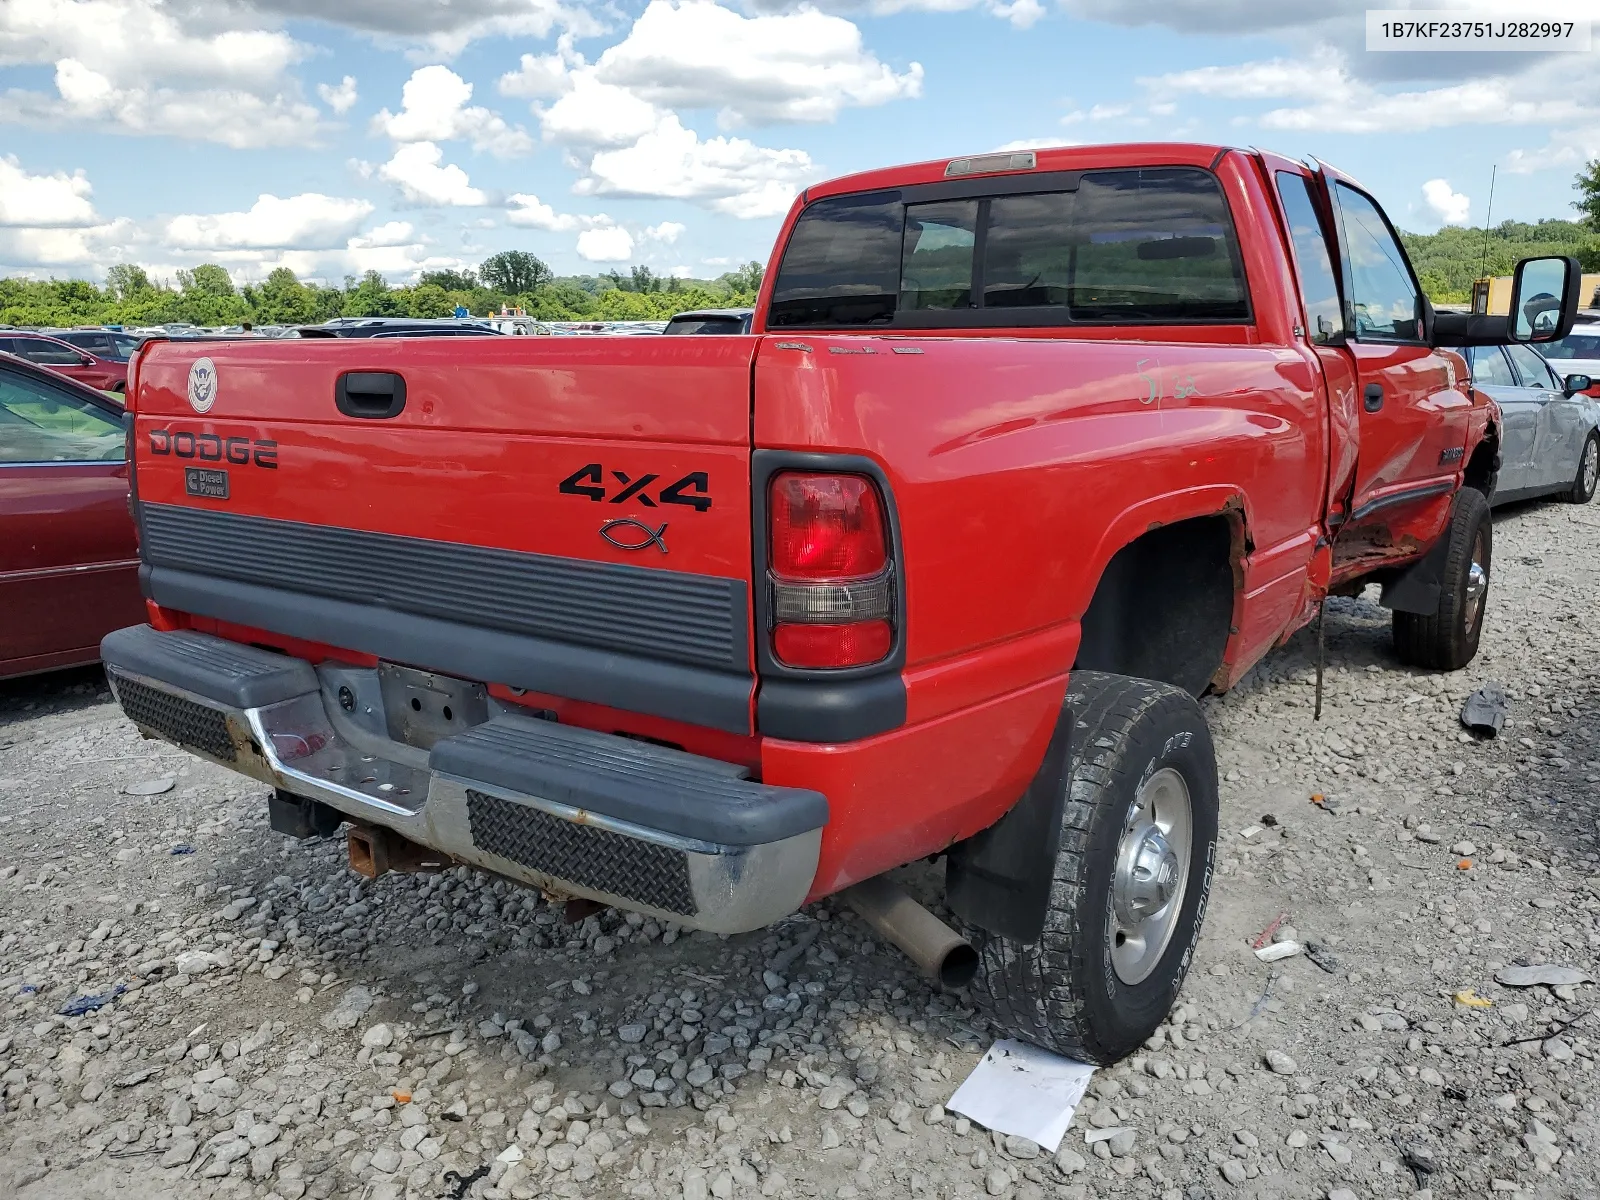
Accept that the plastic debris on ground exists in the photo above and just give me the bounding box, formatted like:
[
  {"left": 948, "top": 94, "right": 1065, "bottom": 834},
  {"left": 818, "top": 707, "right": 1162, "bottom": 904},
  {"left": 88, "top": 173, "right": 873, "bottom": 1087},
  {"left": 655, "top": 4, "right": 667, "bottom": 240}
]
[
  {"left": 1453, "top": 989, "right": 1493, "bottom": 1009},
  {"left": 1255, "top": 940, "right": 1302, "bottom": 963},
  {"left": 170, "top": 844, "right": 194, "bottom": 855},
  {"left": 59, "top": 983, "right": 126, "bottom": 1016},
  {"left": 945, "top": 1038, "right": 1096, "bottom": 1153},
  {"left": 1495, "top": 964, "right": 1595, "bottom": 988},
  {"left": 1460, "top": 682, "right": 1508, "bottom": 738},
  {"left": 124, "top": 776, "right": 175, "bottom": 796}
]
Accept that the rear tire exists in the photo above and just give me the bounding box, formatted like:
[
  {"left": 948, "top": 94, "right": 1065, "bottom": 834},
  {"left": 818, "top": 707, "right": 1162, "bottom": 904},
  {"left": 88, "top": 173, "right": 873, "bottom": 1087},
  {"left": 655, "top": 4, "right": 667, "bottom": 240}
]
[
  {"left": 1567, "top": 432, "right": 1598, "bottom": 504},
  {"left": 968, "top": 671, "right": 1218, "bottom": 1065},
  {"left": 1392, "top": 488, "right": 1491, "bottom": 671}
]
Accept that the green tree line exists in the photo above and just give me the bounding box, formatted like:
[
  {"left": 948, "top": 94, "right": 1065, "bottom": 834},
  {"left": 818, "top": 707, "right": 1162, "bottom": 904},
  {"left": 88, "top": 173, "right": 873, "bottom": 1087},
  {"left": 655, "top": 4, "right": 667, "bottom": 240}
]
[
  {"left": 1401, "top": 219, "right": 1600, "bottom": 305},
  {"left": 0, "top": 252, "right": 765, "bottom": 330}
]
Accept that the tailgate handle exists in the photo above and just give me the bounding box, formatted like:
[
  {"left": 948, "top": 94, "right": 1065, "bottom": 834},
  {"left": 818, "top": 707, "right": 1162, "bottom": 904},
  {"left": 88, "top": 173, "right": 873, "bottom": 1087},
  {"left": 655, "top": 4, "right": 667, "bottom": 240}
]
[
  {"left": 336, "top": 371, "right": 407, "bottom": 419},
  {"left": 1363, "top": 383, "right": 1384, "bottom": 413}
]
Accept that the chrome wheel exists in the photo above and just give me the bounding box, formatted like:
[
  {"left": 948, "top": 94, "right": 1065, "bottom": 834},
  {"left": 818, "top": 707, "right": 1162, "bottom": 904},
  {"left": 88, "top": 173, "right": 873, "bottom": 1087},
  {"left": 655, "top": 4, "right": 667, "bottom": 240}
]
[
  {"left": 1463, "top": 528, "right": 1489, "bottom": 632},
  {"left": 1110, "top": 767, "right": 1193, "bottom": 986},
  {"left": 1583, "top": 439, "right": 1598, "bottom": 498}
]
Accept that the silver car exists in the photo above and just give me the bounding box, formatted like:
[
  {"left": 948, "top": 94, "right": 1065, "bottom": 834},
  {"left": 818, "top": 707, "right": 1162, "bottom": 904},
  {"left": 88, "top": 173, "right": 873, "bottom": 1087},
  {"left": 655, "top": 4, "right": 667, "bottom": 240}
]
[{"left": 1465, "top": 343, "right": 1599, "bottom": 506}]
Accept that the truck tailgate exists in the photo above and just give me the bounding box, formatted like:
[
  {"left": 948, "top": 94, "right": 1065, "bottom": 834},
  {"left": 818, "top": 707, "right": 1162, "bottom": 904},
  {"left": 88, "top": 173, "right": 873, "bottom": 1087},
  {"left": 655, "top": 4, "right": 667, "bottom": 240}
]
[{"left": 130, "top": 336, "right": 759, "bottom": 732}]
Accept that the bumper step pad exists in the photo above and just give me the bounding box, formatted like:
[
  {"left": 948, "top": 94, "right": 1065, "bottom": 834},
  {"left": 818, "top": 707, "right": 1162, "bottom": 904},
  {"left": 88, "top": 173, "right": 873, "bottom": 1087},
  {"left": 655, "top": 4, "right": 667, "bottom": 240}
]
[
  {"left": 111, "top": 674, "right": 237, "bottom": 761},
  {"left": 466, "top": 788, "right": 697, "bottom": 915}
]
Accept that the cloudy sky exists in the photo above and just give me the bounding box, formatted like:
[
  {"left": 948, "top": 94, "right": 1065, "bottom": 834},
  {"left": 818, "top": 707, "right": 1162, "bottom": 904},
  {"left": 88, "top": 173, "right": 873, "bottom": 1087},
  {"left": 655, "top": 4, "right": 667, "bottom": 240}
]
[{"left": 1, "top": 0, "right": 1598, "bottom": 284}]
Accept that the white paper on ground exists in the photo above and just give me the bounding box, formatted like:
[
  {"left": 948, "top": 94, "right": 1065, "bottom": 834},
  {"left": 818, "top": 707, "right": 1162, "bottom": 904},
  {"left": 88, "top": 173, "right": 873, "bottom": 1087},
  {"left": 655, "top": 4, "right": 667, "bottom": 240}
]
[{"left": 944, "top": 1039, "right": 1096, "bottom": 1153}]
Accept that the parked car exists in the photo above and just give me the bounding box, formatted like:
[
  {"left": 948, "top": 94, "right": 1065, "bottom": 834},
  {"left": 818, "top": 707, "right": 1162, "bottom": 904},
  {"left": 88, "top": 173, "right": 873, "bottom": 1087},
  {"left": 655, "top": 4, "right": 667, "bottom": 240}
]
[
  {"left": 1465, "top": 343, "right": 1599, "bottom": 505},
  {"left": 302, "top": 318, "right": 503, "bottom": 339},
  {"left": 0, "top": 332, "right": 129, "bottom": 392},
  {"left": 100, "top": 142, "right": 1578, "bottom": 1065},
  {"left": 663, "top": 308, "right": 755, "bottom": 335},
  {"left": 0, "top": 351, "right": 144, "bottom": 678},
  {"left": 1535, "top": 311, "right": 1600, "bottom": 396},
  {"left": 52, "top": 328, "right": 148, "bottom": 362}
]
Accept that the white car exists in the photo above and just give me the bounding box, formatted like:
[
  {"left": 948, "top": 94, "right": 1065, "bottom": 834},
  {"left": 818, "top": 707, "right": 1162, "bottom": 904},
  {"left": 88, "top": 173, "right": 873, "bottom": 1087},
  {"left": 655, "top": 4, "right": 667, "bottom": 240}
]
[{"left": 1538, "top": 312, "right": 1600, "bottom": 388}]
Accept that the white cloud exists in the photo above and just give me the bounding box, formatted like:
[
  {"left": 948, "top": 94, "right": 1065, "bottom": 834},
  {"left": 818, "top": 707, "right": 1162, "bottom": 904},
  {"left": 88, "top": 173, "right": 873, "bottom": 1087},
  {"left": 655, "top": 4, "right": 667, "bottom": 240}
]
[
  {"left": 373, "top": 65, "right": 532, "bottom": 156},
  {"left": 747, "top": 0, "right": 1043, "bottom": 30},
  {"left": 0, "top": 155, "right": 98, "bottom": 227},
  {"left": 348, "top": 221, "right": 416, "bottom": 248},
  {"left": 0, "top": 0, "right": 322, "bottom": 145},
  {"left": 1421, "top": 180, "right": 1470, "bottom": 227},
  {"left": 0, "top": 58, "right": 323, "bottom": 148},
  {"left": 378, "top": 142, "right": 488, "bottom": 206},
  {"left": 577, "top": 225, "right": 635, "bottom": 262},
  {"left": 318, "top": 75, "right": 358, "bottom": 114},
  {"left": 538, "top": 71, "right": 663, "bottom": 148},
  {"left": 1140, "top": 51, "right": 1347, "bottom": 103},
  {"left": 499, "top": 50, "right": 572, "bottom": 99},
  {"left": 575, "top": 115, "right": 812, "bottom": 218},
  {"left": 644, "top": 221, "right": 686, "bottom": 243},
  {"left": 240, "top": 0, "right": 605, "bottom": 59},
  {"left": 588, "top": 0, "right": 922, "bottom": 127},
  {"left": 164, "top": 193, "right": 374, "bottom": 251},
  {"left": 0, "top": 218, "right": 136, "bottom": 269},
  {"left": 504, "top": 193, "right": 612, "bottom": 232}
]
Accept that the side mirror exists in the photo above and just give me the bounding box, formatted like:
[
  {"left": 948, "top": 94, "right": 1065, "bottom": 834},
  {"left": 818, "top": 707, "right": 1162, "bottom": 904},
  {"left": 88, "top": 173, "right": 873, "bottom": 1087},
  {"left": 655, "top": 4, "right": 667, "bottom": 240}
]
[
  {"left": 1564, "top": 373, "right": 1594, "bottom": 397},
  {"left": 1508, "top": 255, "right": 1582, "bottom": 344}
]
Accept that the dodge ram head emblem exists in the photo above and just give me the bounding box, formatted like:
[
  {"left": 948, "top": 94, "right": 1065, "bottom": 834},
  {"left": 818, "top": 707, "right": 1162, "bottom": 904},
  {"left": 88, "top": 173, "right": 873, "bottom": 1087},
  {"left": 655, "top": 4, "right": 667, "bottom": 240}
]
[
  {"left": 600, "top": 518, "right": 669, "bottom": 554},
  {"left": 187, "top": 357, "right": 218, "bottom": 413}
]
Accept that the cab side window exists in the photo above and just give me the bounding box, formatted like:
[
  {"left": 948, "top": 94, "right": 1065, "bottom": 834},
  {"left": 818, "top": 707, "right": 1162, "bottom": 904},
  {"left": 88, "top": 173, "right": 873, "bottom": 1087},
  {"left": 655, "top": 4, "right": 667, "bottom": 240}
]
[
  {"left": 1334, "top": 184, "right": 1421, "bottom": 341},
  {"left": 0, "top": 371, "right": 125, "bottom": 464},
  {"left": 1274, "top": 173, "right": 1343, "bottom": 345}
]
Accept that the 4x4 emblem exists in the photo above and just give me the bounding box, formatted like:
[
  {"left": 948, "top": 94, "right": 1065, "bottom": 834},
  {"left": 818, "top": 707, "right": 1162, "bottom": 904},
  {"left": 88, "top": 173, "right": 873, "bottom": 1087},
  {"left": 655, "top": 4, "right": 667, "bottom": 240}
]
[{"left": 600, "top": 518, "right": 668, "bottom": 554}]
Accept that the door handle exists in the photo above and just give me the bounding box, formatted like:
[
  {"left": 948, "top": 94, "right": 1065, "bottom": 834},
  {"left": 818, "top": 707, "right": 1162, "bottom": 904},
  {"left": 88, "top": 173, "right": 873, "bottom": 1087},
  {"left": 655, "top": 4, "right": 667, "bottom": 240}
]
[
  {"left": 1363, "top": 383, "right": 1384, "bottom": 413},
  {"left": 336, "top": 371, "right": 407, "bottom": 419}
]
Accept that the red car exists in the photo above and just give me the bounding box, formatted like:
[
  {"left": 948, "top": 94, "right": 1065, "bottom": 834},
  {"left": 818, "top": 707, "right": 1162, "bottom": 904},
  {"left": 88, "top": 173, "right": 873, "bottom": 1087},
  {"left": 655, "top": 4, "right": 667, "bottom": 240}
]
[
  {"left": 0, "top": 331, "right": 129, "bottom": 393},
  {"left": 0, "top": 350, "right": 144, "bottom": 678}
]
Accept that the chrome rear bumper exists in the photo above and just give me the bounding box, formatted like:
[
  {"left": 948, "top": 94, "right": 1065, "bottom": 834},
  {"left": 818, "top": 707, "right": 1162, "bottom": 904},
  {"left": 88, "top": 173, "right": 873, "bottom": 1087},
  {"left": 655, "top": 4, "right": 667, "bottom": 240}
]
[{"left": 102, "top": 626, "right": 825, "bottom": 934}]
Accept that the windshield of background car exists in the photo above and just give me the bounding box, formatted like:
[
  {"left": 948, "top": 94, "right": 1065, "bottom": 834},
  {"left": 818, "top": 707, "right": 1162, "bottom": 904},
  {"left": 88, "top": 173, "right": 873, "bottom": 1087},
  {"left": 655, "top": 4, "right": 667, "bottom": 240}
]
[
  {"left": 1540, "top": 329, "right": 1600, "bottom": 360},
  {"left": 768, "top": 167, "right": 1249, "bottom": 328},
  {"left": 0, "top": 372, "right": 124, "bottom": 463},
  {"left": 664, "top": 316, "right": 747, "bottom": 335}
]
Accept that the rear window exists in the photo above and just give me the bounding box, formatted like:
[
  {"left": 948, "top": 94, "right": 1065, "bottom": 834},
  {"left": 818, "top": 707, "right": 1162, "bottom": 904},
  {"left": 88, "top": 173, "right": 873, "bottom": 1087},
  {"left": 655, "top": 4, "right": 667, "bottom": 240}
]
[
  {"left": 769, "top": 167, "right": 1248, "bottom": 329},
  {"left": 1542, "top": 329, "right": 1600, "bottom": 360},
  {"left": 665, "top": 315, "right": 748, "bottom": 335}
]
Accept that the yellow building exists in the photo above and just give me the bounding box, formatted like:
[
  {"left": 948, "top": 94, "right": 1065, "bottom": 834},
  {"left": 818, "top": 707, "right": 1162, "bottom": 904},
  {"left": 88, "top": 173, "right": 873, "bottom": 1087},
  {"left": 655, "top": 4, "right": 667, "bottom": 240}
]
[{"left": 1472, "top": 273, "right": 1600, "bottom": 315}]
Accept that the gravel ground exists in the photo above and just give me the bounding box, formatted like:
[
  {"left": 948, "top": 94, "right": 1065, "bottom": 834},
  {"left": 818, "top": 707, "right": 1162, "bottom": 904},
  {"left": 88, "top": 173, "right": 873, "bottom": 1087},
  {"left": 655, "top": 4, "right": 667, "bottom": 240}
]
[{"left": 2, "top": 494, "right": 1598, "bottom": 1200}]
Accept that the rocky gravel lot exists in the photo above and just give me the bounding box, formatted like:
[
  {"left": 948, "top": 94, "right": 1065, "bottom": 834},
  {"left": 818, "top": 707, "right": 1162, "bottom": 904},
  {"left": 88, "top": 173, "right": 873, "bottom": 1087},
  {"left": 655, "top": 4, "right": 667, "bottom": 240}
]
[{"left": 3, "top": 494, "right": 1598, "bottom": 1200}]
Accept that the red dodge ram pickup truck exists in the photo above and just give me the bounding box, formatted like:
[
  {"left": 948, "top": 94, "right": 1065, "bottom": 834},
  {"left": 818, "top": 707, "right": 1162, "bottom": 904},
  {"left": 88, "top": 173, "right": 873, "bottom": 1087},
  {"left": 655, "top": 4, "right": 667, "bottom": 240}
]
[{"left": 102, "top": 144, "right": 1580, "bottom": 1064}]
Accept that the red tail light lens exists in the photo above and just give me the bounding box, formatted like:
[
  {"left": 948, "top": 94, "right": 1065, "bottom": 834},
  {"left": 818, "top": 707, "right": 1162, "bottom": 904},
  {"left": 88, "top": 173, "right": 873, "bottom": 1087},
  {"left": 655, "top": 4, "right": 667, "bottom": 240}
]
[
  {"left": 773, "top": 621, "right": 893, "bottom": 669},
  {"left": 768, "top": 471, "right": 895, "bottom": 670},
  {"left": 769, "top": 473, "right": 887, "bottom": 580}
]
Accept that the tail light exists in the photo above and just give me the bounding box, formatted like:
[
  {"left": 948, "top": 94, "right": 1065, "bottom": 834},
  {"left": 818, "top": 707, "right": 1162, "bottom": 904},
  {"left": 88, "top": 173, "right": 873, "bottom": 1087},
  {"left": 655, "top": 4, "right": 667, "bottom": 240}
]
[{"left": 767, "top": 472, "right": 895, "bottom": 669}]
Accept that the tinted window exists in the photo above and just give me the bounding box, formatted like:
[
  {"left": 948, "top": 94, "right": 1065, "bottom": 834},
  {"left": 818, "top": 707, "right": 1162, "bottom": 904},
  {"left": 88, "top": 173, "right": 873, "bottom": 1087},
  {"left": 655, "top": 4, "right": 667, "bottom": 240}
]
[
  {"left": 664, "top": 316, "right": 747, "bottom": 335},
  {"left": 1274, "top": 173, "right": 1343, "bottom": 345},
  {"left": 1466, "top": 346, "right": 1517, "bottom": 388},
  {"left": 1541, "top": 329, "right": 1600, "bottom": 360},
  {"left": 1064, "top": 169, "right": 1248, "bottom": 321},
  {"left": 1506, "top": 343, "right": 1558, "bottom": 390},
  {"left": 769, "top": 192, "right": 902, "bottom": 328},
  {"left": 1334, "top": 184, "right": 1420, "bottom": 341},
  {"left": 14, "top": 337, "right": 84, "bottom": 366},
  {"left": 769, "top": 169, "right": 1248, "bottom": 328},
  {"left": 61, "top": 332, "right": 112, "bottom": 354},
  {"left": 113, "top": 336, "right": 144, "bottom": 356},
  {"left": 0, "top": 371, "right": 124, "bottom": 463},
  {"left": 902, "top": 200, "right": 977, "bottom": 311},
  {"left": 983, "top": 191, "right": 1074, "bottom": 307}
]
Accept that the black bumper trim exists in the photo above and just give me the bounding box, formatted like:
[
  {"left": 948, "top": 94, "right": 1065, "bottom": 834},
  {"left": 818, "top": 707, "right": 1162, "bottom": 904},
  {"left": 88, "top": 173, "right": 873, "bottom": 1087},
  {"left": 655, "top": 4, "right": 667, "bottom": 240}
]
[
  {"left": 141, "top": 566, "right": 756, "bottom": 735},
  {"left": 433, "top": 714, "right": 827, "bottom": 846}
]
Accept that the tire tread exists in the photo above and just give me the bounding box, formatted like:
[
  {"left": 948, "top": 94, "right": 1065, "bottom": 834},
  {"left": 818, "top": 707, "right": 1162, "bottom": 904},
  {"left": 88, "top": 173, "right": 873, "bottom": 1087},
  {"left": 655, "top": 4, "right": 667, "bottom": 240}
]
[{"left": 969, "top": 671, "right": 1212, "bottom": 1064}]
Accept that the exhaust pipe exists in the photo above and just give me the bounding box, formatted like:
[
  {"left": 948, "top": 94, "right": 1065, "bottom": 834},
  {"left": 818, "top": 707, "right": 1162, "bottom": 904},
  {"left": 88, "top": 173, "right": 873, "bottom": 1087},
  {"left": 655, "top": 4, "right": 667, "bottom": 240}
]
[{"left": 841, "top": 874, "right": 979, "bottom": 990}]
